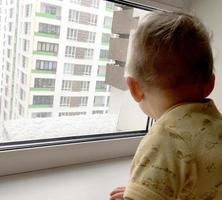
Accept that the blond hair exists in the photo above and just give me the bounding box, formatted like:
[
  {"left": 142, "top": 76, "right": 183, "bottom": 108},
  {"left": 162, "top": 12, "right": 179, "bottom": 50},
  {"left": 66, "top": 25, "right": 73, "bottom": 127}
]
[{"left": 127, "top": 11, "right": 213, "bottom": 90}]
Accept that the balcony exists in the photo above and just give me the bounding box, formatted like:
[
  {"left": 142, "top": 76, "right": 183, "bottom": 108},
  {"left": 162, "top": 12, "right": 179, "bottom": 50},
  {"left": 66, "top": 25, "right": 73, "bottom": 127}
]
[
  {"left": 29, "top": 104, "right": 53, "bottom": 108},
  {"left": 30, "top": 87, "right": 55, "bottom": 92},
  {"left": 94, "top": 103, "right": 105, "bottom": 107},
  {"left": 112, "top": 9, "right": 138, "bottom": 35},
  {"left": 108, "top": 38, "right": 128, "bottom": 62},
  {"left": 95, "top": 88, "right": 107, "bottom": 92},
  {"left": 34, "top": 32, "right": 59, "bottom": 39},
  {"left": 33, "top": 51, "right": 57, "bottom": 57},
  {"left": 105, "top": 64, "right": 128, "bottom": 91},
  {"left": 36, "top": 12, "right": 61, "bottom": 20},
  {"left": 31, "top": 69, "right": 56, "bottom": 74}
]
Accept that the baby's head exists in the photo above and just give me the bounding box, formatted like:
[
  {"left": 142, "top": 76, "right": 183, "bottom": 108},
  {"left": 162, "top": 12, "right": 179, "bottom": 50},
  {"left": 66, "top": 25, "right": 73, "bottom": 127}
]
[{"left": 126, "top": 11, "right": 215, "bottom": 117}]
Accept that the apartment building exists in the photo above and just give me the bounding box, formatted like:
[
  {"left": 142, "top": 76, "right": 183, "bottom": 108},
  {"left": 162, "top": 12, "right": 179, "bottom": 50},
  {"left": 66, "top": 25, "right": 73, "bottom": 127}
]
[{"left": 0, "top": 0, "right": 115, "bottom": 120}]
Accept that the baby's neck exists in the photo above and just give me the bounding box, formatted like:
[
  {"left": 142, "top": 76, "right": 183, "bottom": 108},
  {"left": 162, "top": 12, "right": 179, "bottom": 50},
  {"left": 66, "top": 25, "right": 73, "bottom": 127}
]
[{"left": 143, "top": 88, "right": 206, "bottom": 120}]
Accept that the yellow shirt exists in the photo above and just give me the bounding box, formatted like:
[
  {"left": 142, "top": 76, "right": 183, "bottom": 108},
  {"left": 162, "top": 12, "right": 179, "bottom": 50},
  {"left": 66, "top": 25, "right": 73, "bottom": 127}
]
[{"left": 124, "top": 99, "right": 222, "bottom": 200}]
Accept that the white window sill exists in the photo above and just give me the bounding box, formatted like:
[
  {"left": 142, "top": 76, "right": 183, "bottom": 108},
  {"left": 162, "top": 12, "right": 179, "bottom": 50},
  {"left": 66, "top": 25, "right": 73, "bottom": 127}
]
[
  {"left": 0, "top": 157, "right": 132, "bottom": 200},
  {"left": 0, "top": 136, "right": 142, "bottom": 176}
]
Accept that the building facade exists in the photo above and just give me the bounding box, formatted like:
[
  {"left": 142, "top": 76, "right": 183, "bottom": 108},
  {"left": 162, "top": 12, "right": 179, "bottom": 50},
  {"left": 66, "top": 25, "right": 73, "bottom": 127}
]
[{"left": 0, "top": 0, "right": 115, "bottom": 120}]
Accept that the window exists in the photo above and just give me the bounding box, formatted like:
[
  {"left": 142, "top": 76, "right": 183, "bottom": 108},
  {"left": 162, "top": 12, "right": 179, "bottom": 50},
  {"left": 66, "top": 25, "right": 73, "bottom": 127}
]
[
  {"left": 59, "top": 112, "right": 86, "bottom": 116},
  {"left": 103, "top": 16, "right": 112, "bottom": 28},
  {"left": 62, "top": 80, "right": 90, "bottom": 91},
  {"left": 60, "top": 96, "right": 88, "bottom": 107},
  {"left": 67, "top": 28, "right": 96, "bottom": 43},
  {"left": 39, "top": 23, "right": 60, "bottom": 36},
  {"left": 32, "top": 112, "right": 52, "bottom": 118},
  {"left": 97, "top": 65, "right": 106, "bottom": 76},
  {"left": 64, "top": 63, "right": 92, "bottom": 76},
  {"left": 65, "top": 46, "right": 94, "bottom": 59},
  {"left": 36, "top": 60, "right": 57, "bottom": 71},
  {"left": 33, "top": 96, "right": 54, "bottom": 105},
  {"left": 69, "top": 10, "right": 80, "bottom": 22},
  {"left": 101, "top": 33, "right": 111, "bottom": 45},
  {"left": 69, "top": 9, "right": 98, "bottom": 26},
  {"left": 92, "top": 110, "right": 104, "bottom": 114},
  {"left": 25, "top": 4, "right": 32, "bottom": 17},
  {"left": 94, "top": 96, "right": 105, "bottom": 107},
  {"left": 34, "top": 78, "right": 55, "bottom": 89},
  {"left": 96, "top": 81, "right": 107, "bottom": 91},
  {"left": 65, "top": 46, "right": 76, "bottom": 57},
  {"left": 0, "top": 0, "right": 151, "bottom": 161},
  {"left": 100, "top": 49, "right": 109, "bottom": 60},
  {"left": 23, "top": 39, "right": 29, "bottom": 52},
  {"left": 24, "top": 22, "right": 31, "bottom": 35},
  {"left": 22, "top": 56, "right": 28, "bottom": 68},
  {"left": 67, "top": 28, "right": 78, "bottom": 40},
  {"left": 37, "top": 42, "right": 59, "bottom": 54}
]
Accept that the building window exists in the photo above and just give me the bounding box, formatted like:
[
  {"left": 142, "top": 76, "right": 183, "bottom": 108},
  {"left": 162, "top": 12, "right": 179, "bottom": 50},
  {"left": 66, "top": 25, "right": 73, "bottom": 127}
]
[
  {"left": 25, "top": 4, "right": 32, "bottom": 17},
  {"left": 92, "top": 110, "right": 104, "bottom": 114},
  {"left": 103, "top": 16, "right": 112, "bottom": 28},
  {"left": 23, "top": 39, "right": 29, "bottom": 52},
  {"left": 106, "top": 1, "right": 115, "bottom": 11},
  {"left": 36, "top": 60, "right": 57, "bottom": 71},
  {"left": 39, "top": 23, "right": 60, "bottom": 36},
  {"left": 65, "top": 46, "right": 76, "bottom": 57},
  {"left": 20, "top": 88, "right": 26, "bottom": 101},
  {"left": 95, "top": 81, "right": 107, "bottom": 91},
  {"left": 62, "top": 80, "right": 90, "bottom": 91},
  {"left": 60, "top": 96, "right": 88, "bottom": 107},
  {"left": 101, "top": 33, "right": 111, "bottom": 45},
  {"left": 69, "top": 9, "right": 97, "bottom": 26},
  {"left": 24, "top": 22, "right": 31, "bottom": 34},
  {"left": 70, "top": 0, "right": 81, "bottom": 4},
  {"left": 67, "top": 28, "right": 78, "bottom": 40},
  {"left": 60, "top": 96, "right": 70, "bottom": 107},
  {"left": 22, "top": 56, "right": 28, "bottom": 68},
  {"left": 97, "top": 65, "right": 106, "bottom": 76},
  {"left": 32, "top": 112, "right": 52, "bottom": 118},
  {"left": 20, "top": 72, "right": 27, "bottom": 85},
  {"left": 88, "top": 32, "right": 96, "bottom": 43},
  {"left": 65, "top": 46, "right": 94, "bottom": 59},
  {"left": 67, "top": 28, "right": 96, "bottom": 43},
  {"left": 33, "top": 96, "right": 54, "bottom": 105},
  {"left": 94, "top": 96, "right": 105, "bottom": 107},
  {"left": 89, "top": 14, "right": 97, "bottom": 25},
  {"left": 100, "top": 49, "right": 109, "bottom": 60},
  {"left": 34, "top": 78, "right": 55, "bottom": 89},
  {"left": 59, "top": 112, "right": 86, "bottom": 117},
  {"left": 37, "top": 42, "right": 59, "bottom": 54},
  {"left": 69, "top": 10, "right": 80, "bottom": 22},
  {"left": 64, "top": 63, "right": 92, "bottom": 76}
]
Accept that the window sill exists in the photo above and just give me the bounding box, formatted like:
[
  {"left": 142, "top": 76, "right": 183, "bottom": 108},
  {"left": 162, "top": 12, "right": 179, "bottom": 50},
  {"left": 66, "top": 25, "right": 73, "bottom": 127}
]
[{"left": 0, "top": 136, "right": 143, "bottom": 176}]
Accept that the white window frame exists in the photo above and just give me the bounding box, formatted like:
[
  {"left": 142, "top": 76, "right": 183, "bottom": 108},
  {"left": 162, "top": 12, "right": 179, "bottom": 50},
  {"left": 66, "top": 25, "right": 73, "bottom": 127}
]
[{"left": 0, "top": 0, "right": 188, "bottom": 177}]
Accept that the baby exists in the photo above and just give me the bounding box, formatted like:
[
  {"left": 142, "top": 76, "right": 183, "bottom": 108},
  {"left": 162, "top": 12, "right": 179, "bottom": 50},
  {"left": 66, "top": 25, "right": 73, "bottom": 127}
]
[{"left": 110, "top": 11, "right": 222, "bottom": 200}]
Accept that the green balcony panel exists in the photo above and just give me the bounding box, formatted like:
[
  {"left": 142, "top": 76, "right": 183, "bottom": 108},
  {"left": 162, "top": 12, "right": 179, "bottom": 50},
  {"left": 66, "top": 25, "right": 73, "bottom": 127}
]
[
  {"left": 30, "top": 87, "right": 55, "bottom": 92},
  {"left": 103, "top": 24, "right": 112, "bottom": 29},
  {"left": 33, "top": 51, "right": 57, "bottom": 57},
  {"left": 36, "top": 12, "right": 60, "bottom": 20},
  {"left": 94, "top": 103, "right": 105, "bottom": 107},
  {"left": 34, "top": 32, "right": 59, "bottom": 39},
  {"left": 97, "top": 73, "right": 106, "bottom": 77},
  {"left": 29, "top": 104, "right": 53, "bottom": 108},
  {"left": 96, "top": 88, "right": 106, "bottom": 92},
  {"left": 31, "top": 69, "right": 56, "bottom": 74}
]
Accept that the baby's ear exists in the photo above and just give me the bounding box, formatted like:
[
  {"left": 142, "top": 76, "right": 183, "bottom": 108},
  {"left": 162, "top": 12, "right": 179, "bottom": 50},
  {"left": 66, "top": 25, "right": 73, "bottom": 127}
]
[
  {"left": 126, "top": 77, "right": 144, "bottom": 102},
  {"left": 204, "top": 73, "right": 215, "bottom": 97}
]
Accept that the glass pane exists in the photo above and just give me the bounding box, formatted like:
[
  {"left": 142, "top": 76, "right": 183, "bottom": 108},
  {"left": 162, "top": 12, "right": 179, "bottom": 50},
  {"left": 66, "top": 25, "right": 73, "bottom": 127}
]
[{"left": 0, "top": 0, "right": 153, "bottom": 144}]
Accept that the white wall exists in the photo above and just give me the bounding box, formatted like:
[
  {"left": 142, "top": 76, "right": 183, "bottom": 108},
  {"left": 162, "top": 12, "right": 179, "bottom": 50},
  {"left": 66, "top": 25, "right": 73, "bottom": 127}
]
[
  {"left": 191, "top": 0, "right": 222, "bottom": 111},
  {"left": 0, "top": 157, "right": 131, "bottom": 200}
]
